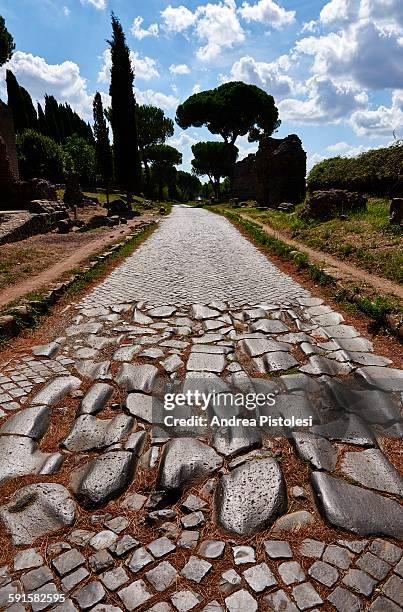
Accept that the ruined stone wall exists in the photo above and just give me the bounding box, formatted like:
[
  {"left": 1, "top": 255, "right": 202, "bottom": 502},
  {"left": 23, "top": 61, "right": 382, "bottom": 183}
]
[
  {"left": 230, "top": 134, "right": 307, "bottom": 207},
  {"left": 255, "top": 135, "right": 306, "bottom": 207},
  {"left": 0, "top": 211, "right": 63, "bottom": 246},
  {"left": 229, "top": 154, "right": 257, "bottom": 201}
]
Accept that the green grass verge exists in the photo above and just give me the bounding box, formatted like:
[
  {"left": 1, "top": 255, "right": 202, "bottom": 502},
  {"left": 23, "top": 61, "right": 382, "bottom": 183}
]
[
  {"left": 207, "top": 206, "right": 401, "bottom": 328},
  {"left": 244, "top": 198, "right": 402, "bottom": 284}
]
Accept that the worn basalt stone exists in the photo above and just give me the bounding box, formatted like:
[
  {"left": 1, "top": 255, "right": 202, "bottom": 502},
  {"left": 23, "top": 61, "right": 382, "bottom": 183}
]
[
  {"left": 292, "top": 432, "right": 337, "bottom": 471},
  {"left": 70, "top": 451, "right": 138, "bottom": 509},
  {"left": 312, "top": 472, "right": 403, "bottom": 538},
  {"left": 212, "top": 425, "right": 262, "bottom": 459},
  {"left": 156, "top": 438, "right": 223, "bottom": 495},
  {"left": 115, "top": 364, "right": 159, "bottom": 393},
  {"left": 0, "top": 484, "right": 76, "bottom": 545},
  {"left": 0, "top": 435, "right": 63, "bottom": 484},
  {"left": 341, "top": 449, "right": 403, "bottom": 496},
  {"left": 62, "top": 414, "right": 134, "bottom": 452},
  {"left": 215, "top": 458, "right": 287, "bottom": 536},
  {"left": 78, "top": 384, "right": 114, "bottom": 416},
  {"left": 31, "top": 376, "right": 81, "bottom": 406},
  {"left": 0, "top": 405, "right": 50, "bottom": 439}
]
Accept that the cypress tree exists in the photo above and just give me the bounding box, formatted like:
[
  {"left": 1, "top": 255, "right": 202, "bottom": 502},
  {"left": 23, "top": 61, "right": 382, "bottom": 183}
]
[
  {"left": 6, "top": 70, "right": 29, "bottom": 133},
  {"left": 93, "top": 92, "right": 113, "bottom": 203},
  {"left": 37, "top": 103, "right": 48, "bottom": 135},
  {"left": 44, "top": 94, "right": 61, "bottom": 142},
  {"left": 108, "top": 13, "right": 141, "bottom": 198},
  {"left": 20, "top": 86, "right": 37, "bottom": 129}
]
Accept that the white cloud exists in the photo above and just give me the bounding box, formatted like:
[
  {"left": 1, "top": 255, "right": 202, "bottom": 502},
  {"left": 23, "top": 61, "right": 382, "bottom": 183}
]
[
  {"left": 326, "top": 141, "right": 351, "bottom": 152},
  {"left": 131, "top": 17, "right": 159, "bottom": 40},
  {"left": 161, "top": 1, "right": 247, "bottom": 61},
  {"left": 80, "top": 0, "right": 106, "bottom": 10},
  {"left": 239, "top": 0, "right": 295, "bottom": 28},
  {"left": 130, "top": 53, "right": 159, "bottom": 81},
  {"left": 301, "top": 20, "right": 319, "bottom": 33},
  {"left": 161, "top": 5, "right": 197, "bottom": 32},
  {"left": 278, "top": 75, "right": 367, "bottom": 123},
  {"left": 319, "top": 0, "right": 360, "bottom": 25},
  {"left": 319, "top": 0, "right": 403, "bottom": 31},
  {"left": 136, "top": 89, "right": 179, "bottom": 110},
  {"left": 63, "top": 6, "right": 70, "bottom": 17},
  {"left": 350, "top": 89, "right": 403, "bottom": 136},
  {"left": 226, "top": 54, "right": 297, "bottom": 98},
  {"left": 235, "top": 134, "right": 259, "bottom": 160},
  {"left": 195, "top": 0, "right": 245, "bottom": 61},
  {"left": 0, "top": 51, "right": 93, "bottom": 119},
  {"left": 192, "top": 83, "right": 202, "bottom": 94},
  {"left": 169, "top": 63, "right": 191, "bottom": 75},
  {"left": 326, "top": 141, "right": 372, "bottom": 155},
  {"left": 98, "top": 49, "right": 159, "bottom": 83},
  {"left": 296, "top": 20, "right": 403, "bottom": 90}
]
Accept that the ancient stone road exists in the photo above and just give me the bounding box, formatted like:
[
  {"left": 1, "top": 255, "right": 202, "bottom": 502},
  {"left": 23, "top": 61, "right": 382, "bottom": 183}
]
[
  {"left": 81, "top": 206, "right": 309, "bottom": 308},
  {"left": 0, "top": 206, "right": 402, "bottom": 612}
]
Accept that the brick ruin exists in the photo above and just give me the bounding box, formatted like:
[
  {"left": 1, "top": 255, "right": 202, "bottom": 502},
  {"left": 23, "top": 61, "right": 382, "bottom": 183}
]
[{"left": 230, "top": 134, "right": 307, "bottom": 207}]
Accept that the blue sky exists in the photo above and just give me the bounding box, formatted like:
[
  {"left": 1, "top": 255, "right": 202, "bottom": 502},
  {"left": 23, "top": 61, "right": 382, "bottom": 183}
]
[{"left": 0, "top": 0, "right": 402, "bottom": 172}]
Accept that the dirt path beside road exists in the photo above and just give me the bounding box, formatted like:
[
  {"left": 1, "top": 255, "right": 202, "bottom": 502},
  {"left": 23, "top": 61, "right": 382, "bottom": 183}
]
[
  {"left": 240, "top": 212, "right": 403, "bottom": 300},
  {"left": 0, "top": 216, "right": 155, "bottom": 308}
]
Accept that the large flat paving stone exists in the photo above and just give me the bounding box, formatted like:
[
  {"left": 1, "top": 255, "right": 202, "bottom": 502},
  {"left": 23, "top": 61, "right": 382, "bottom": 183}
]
[
  {"left": 156, "top": 438, "right": 223, "bottom": 494},
  {"left": 215, "top": 458, "right": 287, "bottom": 536},
  {"left": 0, "top": 483, "right": 76, "bottom": 545},
  {"left": 250, "top": 319, "right": 289, "bottom": 334},
  {"left": 70, "top": 451, "right": 138, "bottom": 509},
  {"left": 341, "top": 448, "right": 403, "bottom": 496},
  {"left": 0, "top": 435, "right": 63, "bottom": 484},
  {"left": 115, "top": 364, "right": 159, "bottom": 393},
  {"left": 239, "top": 338, "right": 290, "bottom": 357},
  {"left": 300, "top": 356, "right": 353, "bottom": 376},
  {"left": 292, "top": 432, "right": 337, "bottom": 471},
  {"left": 356, "top": 366, "right": 403, "bottom": 392},
  {"left": 118, "top": 580, "right": 152, "bottom": 610},
  {"left": 312, "top": 472, "right": 403, "bottom": 538},
  {"left": 62, "top": 414, "right": 134, "bottom": 452},
  {"left": 32, "top": 376, "right": 81, "bottom": 405},
  {"left": 0, "top": 405, "right": 50, "bottom": 439},
  {"left": 213, "top": 425, "right": 262, "bottom": 458},
  {"left": 264, "top": 352, "right": 299, "bottom": 373},
  {"left": 78, "top": 383, "right": 114, "bottom": 415},
  {"left": 187, "top": 353, "right": 226, "bottom": 373}
]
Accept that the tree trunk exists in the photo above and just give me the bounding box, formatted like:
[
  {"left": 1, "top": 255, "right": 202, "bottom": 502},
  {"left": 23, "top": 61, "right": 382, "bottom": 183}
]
[{"left": 214, "top": 179, "right": 220, "bottom": 199}]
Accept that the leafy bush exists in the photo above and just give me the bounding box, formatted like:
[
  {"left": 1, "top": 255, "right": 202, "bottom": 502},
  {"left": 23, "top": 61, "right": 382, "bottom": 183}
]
[
  {"left": 17, "top": 129, "right": 65, "bottom": 182},
  {"left": 308, "top": 142, "right": 403, "bottom": 196},
  {"left": 63, "top": 134, "right": 97, "bottom": 189}
]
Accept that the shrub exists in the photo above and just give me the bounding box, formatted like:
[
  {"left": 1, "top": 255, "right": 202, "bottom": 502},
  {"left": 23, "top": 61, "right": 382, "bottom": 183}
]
[
  {"left": 17, "top": 129, "right": 65, "bottom": 182},
  {"left": 307, "top": 142, "right": 403, "bottom": 196},
  {"left": 63, "top": 134, "right": 97, "bottom": 190}
]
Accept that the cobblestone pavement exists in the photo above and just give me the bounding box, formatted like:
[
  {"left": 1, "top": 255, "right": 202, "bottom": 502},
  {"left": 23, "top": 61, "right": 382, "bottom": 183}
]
[
  {"left": 0, "top": 206, "right": 402, "bottom": 612},
  {"left": 81, "top": 206, "right": 309, "bottom": 307}
]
